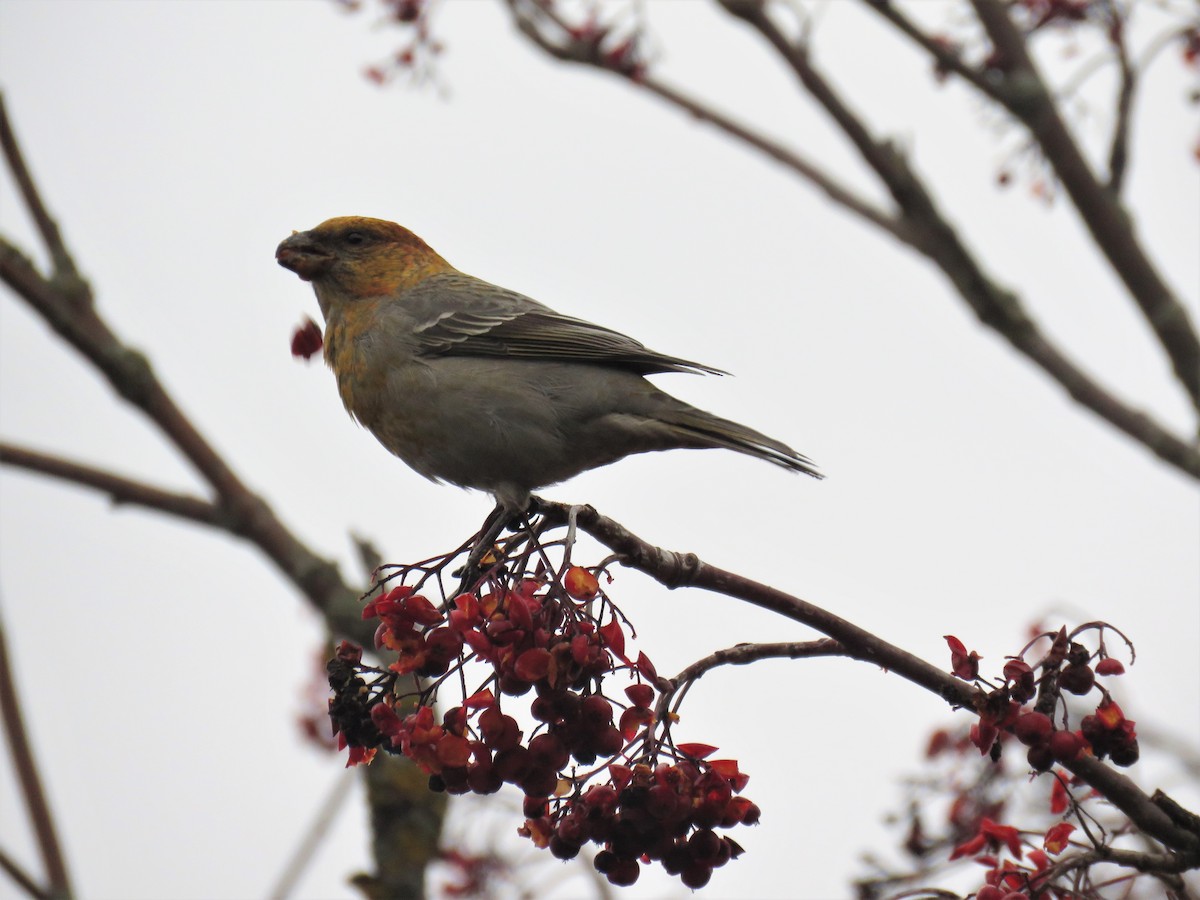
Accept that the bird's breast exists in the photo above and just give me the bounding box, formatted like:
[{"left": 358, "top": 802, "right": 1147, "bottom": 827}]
[{"left": 323, "top": 302, "right": 393, "bottom": 427}]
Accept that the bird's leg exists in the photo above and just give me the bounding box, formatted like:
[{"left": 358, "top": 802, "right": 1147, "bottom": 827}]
[{"left": 457, "top": 501, "right": 525, "bottom": 594}]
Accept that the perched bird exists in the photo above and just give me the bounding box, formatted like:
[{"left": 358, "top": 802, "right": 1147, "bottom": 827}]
[{"left": 275, "top": 216, "right": 820, "bottom": 514}]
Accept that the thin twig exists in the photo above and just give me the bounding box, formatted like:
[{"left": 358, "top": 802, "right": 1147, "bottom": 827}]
[
  {"left": 268, "top": 767, "right": 358, "bottom": 900},
  {"left": 968, "top": 0, "right": 1200, "bottom": 412},
  {"left": 536, "top": 498, "right": 1200, "bottom": 861},
  {"left": 503, "top": 0, "right": 910, "bottom": 245},
  {"left": 0, "top": 96, "right": 450, "bottom": 890},
  {"left": 0, "top": 93, "right": 77, "bottom": 282},
  {"left": 859, "top": 0, "right": 996, "bottom": 96},
  {"left": 654, "top": 639, "right": 843, "bottom": 740},
  {"left": 0, "top": 847, "right": 51, "bottom": 900},
  {"left": 1106, "top": 11, "right": 1135, "bottom": 194},
  {"left": 502, "top": 0, "right": 1200, "bottom": 480},
  {"left": 0, "top": 243, "right": 357, "bottom": 636},
  {"left": 0, "top": 605, "right": 73, "bottom": 899},
  {"left": 725, "top": 0, "right": 1200, "bottom": 478}
]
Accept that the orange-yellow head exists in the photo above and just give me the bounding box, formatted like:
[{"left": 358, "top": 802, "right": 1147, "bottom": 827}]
[{"left": 275, "top": 216, "right": 452, "bottom": 316}]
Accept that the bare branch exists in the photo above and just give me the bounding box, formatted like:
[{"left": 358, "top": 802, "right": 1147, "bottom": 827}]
[
  {"left": 716, "top": 0, "right": 1200, "bottom": 479},
  {"left": 968, "top": 0, "right": 1200, "bottom": 412},
  {"left": 503, "top": 0, "right": 911, "bottom": 244},
  {"left": 502, "top": 0, "right": 1200, "bottom": 479},
  {"left": 0, "top": 93, "right": 77, "bottom": 283},
  {"left": 536, "top": 498, "right": 1200, "bottom": 860},
  {"left": 1106, "top": 11, "right": 1135, "bottom": 195},
  {"left": 0, "top": 608, "right": 73, "bottom": 899},
  {"left": 673, "top": 639, "right": 846, "bottom": 680},
  {"left": 656, "top": 639, "right": 844, "bottom": 732},
  {"left": 268, "top": 768, "right": 357, "bottom": 900},
  {"left": 0, "top": 442, "right": 225, "bottom": 529},
  {"left": 0, "top": 847, "right": 51, "bottom": 900},
  {"left": 859, "top": 0, "right": 998, "bottom": 97},
  {"left": 0, "top": 97, "right": 449, "bottom": 892},
  {"left": 0, "top": 237, "right": 358, "bottom": 632}
]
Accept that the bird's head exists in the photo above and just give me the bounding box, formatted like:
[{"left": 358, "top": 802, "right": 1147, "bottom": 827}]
[{"left": 276, "top": 216, "right": 452, "bottom": 316}]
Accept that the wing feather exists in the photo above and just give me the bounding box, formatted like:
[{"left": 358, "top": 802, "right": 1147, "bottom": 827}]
[{"left": 404, "top": 273, "right": 725, "bottom": 376}]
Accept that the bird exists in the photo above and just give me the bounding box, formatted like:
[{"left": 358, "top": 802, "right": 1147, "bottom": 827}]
[{"left": 275, "top": 216, "right": 821, "bottom": 517}]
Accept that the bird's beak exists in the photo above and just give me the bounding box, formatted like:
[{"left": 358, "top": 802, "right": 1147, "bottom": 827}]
[{"left": 276, "top": 231, "right": 334, "bottom": 282}]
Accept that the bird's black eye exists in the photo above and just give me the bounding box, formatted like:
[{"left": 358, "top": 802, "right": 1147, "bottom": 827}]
[{"left": 344, "top": 231, "right": 366, "bottom": 246}]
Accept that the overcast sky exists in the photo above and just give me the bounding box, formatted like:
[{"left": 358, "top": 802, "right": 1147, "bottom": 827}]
[{"left": 1, "top": 2, "right": 1197, "bottom": 899}]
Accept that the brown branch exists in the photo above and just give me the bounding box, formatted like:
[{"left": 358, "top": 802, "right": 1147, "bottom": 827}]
[
  {"left": 536, "top": 499, "right": 1200, "bottom": 861},
  {"left": 0, "top": 234, "right": 359, "bottom": 638},
  {"left": 968, "top": 0, "right": 1200, "bottom": 412},
  {"left": 1106, "top": 10, "right": 1135, "bottom": 195},
  {"left": 268, "top": 768, "right": 357, "bottom": 900},
  {"left": 0, "top": 442, "right": 225, "bottom": 529},
  {"left": 714, "top": 0, "right": 1200, "bottom": 480},
  {"left": 859, "top": 0, "right": 998, "bottom": 97},
  {"left": 502, "top": 0, "right": 911, "bottom": 245},
  {"left": 502, "top": 0, "right": 1200, "bottom": 480},
  {"left": 1038, "top": 844, "right": 1197, "bottom": 892},
  {"left": 640, "top": 77, "right": 911, "bottom": 244},
  {"left": 1, "top": 96, "right": 358, "bottom": 622},
  {"left": 672, "top": 639, "right": 845, "bottom": 680},
  {"left": 0, "top": 97, "right": 459, "bottom": 895},
  {"left": 0, "top": 93, "right": 76, "bottom": 283},
  {"left": 0, "top": 95, "right": 449, "bottom": 895},
  {"left": 0, "top": 609, "right": 73, "bottom": 899},
  {"left": 0, "top": 848, "right": 50, "bottom": 900},
  {"left": 655, "top": 639, "right": 844, "bottom": 739}
]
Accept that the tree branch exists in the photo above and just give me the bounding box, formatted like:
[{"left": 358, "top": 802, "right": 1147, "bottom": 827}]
[
  {"left": 0, "top": 93, "right": 77, "bottom": 284},
  {"left": 859, "top": 0, "right": 998, "bottom": 98},
  {"left": 0, "top": 95, "right": 448, "bottom": 896},
  {"left": 0, "top": 442, "right": 226, "bottom": 529},
  {"left": 502, "top": 0, "right": 1200, "bottom": 480},
  {"left": 715, "top": 0, "right": 1200, "bottom": 479},
  {"left": 655, "top": 639, "right": 844, "bottom": 739},
  {"left": 503, "top": 0, "right": 911, "bottom": 245},
  {"left": 0, "top": 230, "right": 357, "bottom": 639},
  {"left": 0, "top": 608, "right": 73, "bottom": 899},
  {"left": 0, "top": 847, "right": 51, "bottom": 900},
  {"left": 967, "top": 0, "right": 1200, "bottom": 412},
  {"left": 536, "top": 499, "right": 1200, "bottom": 860},
  {"left": 1106, "top": 10, "right": 1135, "bottom": 195}
]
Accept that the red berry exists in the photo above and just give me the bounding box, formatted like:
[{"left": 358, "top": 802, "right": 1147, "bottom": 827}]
[
  {"left": 466, "top": 760, "right": 502, "bottom": 794},
  {"left": 528, "top": 733, "right": 570, "bottom": 771},
  {"left": 688, "top": 829, "right": 722, "bottom": 862},
  {"left": 580, "top": 694, "right": 613, "bottom": 726},
  {"left": 519, "top": 765, "right": 560, "bottom": 798},
  {"left": 1110, "top": 740, "right": 1139, "bottom": 767},
  {"left": 493, "top": 746, "right": 532, "bottom": 783},
  {"left": 680, "top": 862, "right": 712, "bottom": 889},
  {"left": 625, "top": 683, "right": 655, "bottom": 708},
  {"left": 564, "top": 565, "right": 600, "bottom": 600},
  {"left": 523, "top": 796, "right": 547, "bottom": 818},
  {"left": 1027, "top": 743, "right": 1054, "bottom": 772},
  {"left": 1058, "top": 663, "right": 1095, "bottom": 695},
  {"left": 1013, "top": 712, "right": 1053, "bottom": 746},
  {"left": 549, "top": 834, "right": 581, "bottom": 860},
  {"left": 1048, "top": 729, "right": 1083, "bottom": 761},
  {"left": 604, "top": 857, "right": 640, "bottom": 886}
]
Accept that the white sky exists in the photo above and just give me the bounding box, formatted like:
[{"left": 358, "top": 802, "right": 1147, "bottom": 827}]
[{"left": 1, "top": 2, "right": 1197, "bottom": 899}]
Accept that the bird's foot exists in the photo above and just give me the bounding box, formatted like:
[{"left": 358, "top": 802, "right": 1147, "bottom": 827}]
[{"left": 455, "top": 500, "right": 534, "bottom": 594}]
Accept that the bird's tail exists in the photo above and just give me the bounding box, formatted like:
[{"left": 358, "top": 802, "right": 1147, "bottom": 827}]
[{"left": 663, "top": 407, "right": 823, "bottom": 480}]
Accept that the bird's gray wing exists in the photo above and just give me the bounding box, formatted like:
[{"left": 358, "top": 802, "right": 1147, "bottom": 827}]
[{"left": 403, "top": 272, "right": 725, "bottom": 376}]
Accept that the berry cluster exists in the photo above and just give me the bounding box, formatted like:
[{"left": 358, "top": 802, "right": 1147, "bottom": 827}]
[
  {"left": 946, "top": 624, "right": 1138, "bottom": 771},
  {"left": 326, "top": 560, "right": 760, "bottom": 888},
  {"left": 522, "top": 754, "right": 757, "bottom": 889}
]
